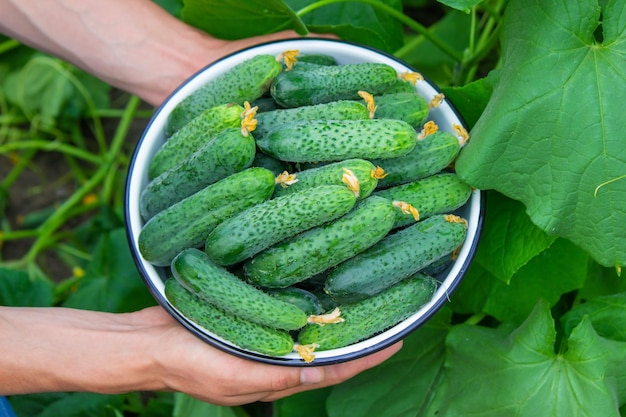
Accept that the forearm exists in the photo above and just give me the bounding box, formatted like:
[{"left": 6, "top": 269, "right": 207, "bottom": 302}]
[
  {"left": 0, "top": 0, "right": 216, "bottom": 106},
  {"left": 0, "top": 306, "right": 163, "bottom": 395}
]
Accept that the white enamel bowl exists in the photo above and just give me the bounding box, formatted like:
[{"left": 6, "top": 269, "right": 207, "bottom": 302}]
[{"left": 125, "top": 38, "right": 484, "bottom": 366}]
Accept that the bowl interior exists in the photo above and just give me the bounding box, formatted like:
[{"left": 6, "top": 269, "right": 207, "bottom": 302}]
[{"left": 125, "top": 38, "right": 483, "bottom": 366}]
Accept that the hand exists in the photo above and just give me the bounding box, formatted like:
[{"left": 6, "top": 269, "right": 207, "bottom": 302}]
[{"left": 139, "top": 306, "right": 402, "bottom": 405}]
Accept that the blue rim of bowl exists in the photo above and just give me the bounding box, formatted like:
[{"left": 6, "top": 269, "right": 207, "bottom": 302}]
[{"left": 124, "top": 37, "right": 485, "bottom": 366}]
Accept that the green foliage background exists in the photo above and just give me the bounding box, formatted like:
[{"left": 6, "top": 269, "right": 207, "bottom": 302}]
[{"left": 1, "top": 0, "right": 625, "bottom": 416}]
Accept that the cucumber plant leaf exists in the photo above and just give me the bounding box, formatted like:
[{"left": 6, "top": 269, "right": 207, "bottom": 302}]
[
  {"left": 436, "top": 0, "right": 483, "bottom": 13},
  {"left": 61, "top": 228, "right": 155, "bottom": 313},
  {"left": 455, "top": 0, "right": 626, "bottom": 268},
  {"left": 326, "top": 309, "right": 450, "bottom": 417},
  {"left": 181, "top": 0, "right": 308, "bottom": 39},
  {"left": 180, "top": 0, "right": 404, "bottom": 53},
  {"left": 451, "top": 237, "right": 588, "bottom": 323},
  {"left": 561, "top": 292, "right": 626, "bottom": 341},
  {"left": 424, "top": 300, "right": 626, "bottom": 417}
]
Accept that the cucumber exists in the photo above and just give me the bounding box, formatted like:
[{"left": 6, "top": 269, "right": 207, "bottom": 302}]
[
  {"left": 366, "top": 92, "right": 429, "bottom": 128},
  {"left": 148, "top": 103, "right": 244, "bottom": 179},
  {"left": 256, "top": 119, "right": 417, "bottom": 163},
  {"left": 374, "top": 129, "right": 461, "bottom": 188},
  {"left": 270, "top": 62, "right": 399, "bottom": 108},
  {"left": 373, "top": 173, "right": 472, "bottom": 229},
  {"left": 138, "top": 167, "right": 275, "bottom": 267},
  {"left": 172, "top": 248, "right": 308, "bottom": 331},
  {"left": 164, "top": 278, "right": 294, "bottom": 356},
  {"left": 273, "top": 158, "right": 383, "bottom": 200},
  {"left": 252, "top": 152, "right": 291, "bottom": 176},
  {"left": 298, "top": 273, "right": 437, "bottom": 352},
  {"left": 243, "top": 196, "right": 396, "bottom": 288},
  {"left": 166, "top": 54, "right": 283, "bottom": 136},
  {"left": 254, "top": 100, "right": 369, "bottom": 140},
  {"left": 324, "top": 214, "right": 468, "bottom": 303},
  {"left": 266, "top": 287, "right": 324, "bottom": 315},
  {"left": 139, "top": 127, "right": 256, "bottom": 220},
  {"left": 380, "top": 77, "right": 419, "bottom": 94},
  {"left": 205, "top": 185, "right": 358, "bottom": 266},
  {"left": 295, "top": 54, "right": 338, "bottom": 66}
]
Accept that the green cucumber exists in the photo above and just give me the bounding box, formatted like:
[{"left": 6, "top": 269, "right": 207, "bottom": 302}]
[
  {"left": 273, "top": 158, "right": 382, "bottom": 200},
  {"left": 172, "top": 248, "right": 308, "bottom": 331},
  {"left": 374, "top": 129, "right": 461, "bottom": 188},
  {"left": 298, "top": 273, "right": 437, "bottom": 352},
  {"left": 205, "top": 185, "right": 358, "bottom": 266},
  {"left": 270, "top": 62, "right": 399, "bottom": 108},
  {"left": 380, "top": 77, "right": 419, "bottom": 94},
  {"left": 367, "top": 92, "right": 429, "bottom": 128},
  {"left": 139, "top": 127, "right": 256, "bottom": 220},
  {"left": 254, "top": 100, "right": 369, "bottom": 140},
  {"left": 256, "top": 119, "right": 417, "bottom": 163},
  {"left": 138, "top": 167, "right": 275, "bottom": 267},
  {"left": 243, "top": 196, "right": 396, "bottom": 288},
  {"left": 295, "top": 54, "right": 338, "bottom": 66},
  {"left": 166, "top": 54, "right": 283, "bottom": 136},
  {"left": 149, "top": 103, "right": 244, "bottom": 179},
  {"left": 373, "top": 173, "right": 472, "bottom": 229},
  {"left": 266, "top": 287, "right": 324, "bottom": 315},
  {"left": 324, "top": 214, "right": 468, "bottom": 303},
  {"left": 164, "top": 279, "right": 294, "bottom": 356},
  {"left": 252, "top": 152, "right": 291, "bottom": 176}
]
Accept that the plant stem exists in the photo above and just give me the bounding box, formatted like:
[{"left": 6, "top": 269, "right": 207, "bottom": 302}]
[
  {"left": 0, "top": 140, "right": 102, "bottom": 164},
  {"left": 465, "top": 312, "right": 487, "bottom": 326},
  {"left": 23, "top": 96, "right": 140, "bottom": 263},
  {"left": 296, "top": 0, "right": 463, "bottom": 61}
]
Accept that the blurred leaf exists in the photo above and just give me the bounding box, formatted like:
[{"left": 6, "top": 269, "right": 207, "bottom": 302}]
[
  {"left": 455, "top": 0, "right": 626, "bottom": 268},
  {"left": 2, "top": 54, "right": 110, "bottom": 129},
  {"left": 273, "top": 387, "right": 331, "bottom": 417},
  {"left": 10, "top": 393, "right": 123, "bottom": 417},
  {"left": 441, "top": 73, "right": 493, "bottom": 128},
  {"left": 289, "top": 0, "right": 405, "bottom": 52},
  {"left": 173, "top": 393, "right": 245, "bottom": 417},
  {"left": 0, "top": 266, "right": 54, "bottom": 307},
  {"left": 61, "top": 228, "right": 155, "bottom": 313},
  {"left": 152, "top": 0, "right": 183, "bottom": 18},
  {"left": 180, "top": 0, "right": 404, "bottom": 53},
  {"left": 181, "top": 0, "right": 308, "bottom": 39},
  {"left": 436, "top": 0, "right": 482, "bottom": 13},
  {"left": 424, "top": 300, "right": 626, "bottom": 416},
  {"left": 326, "top": 309, "right": 450, "bottom": 417},
  {"left": 399, "top": 9, "right": 472, "bottom": 85}
]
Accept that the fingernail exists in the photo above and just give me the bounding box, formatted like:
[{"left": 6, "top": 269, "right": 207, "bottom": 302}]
[{"left": 300, "top": 367, "right": 324, "bottom": 385}]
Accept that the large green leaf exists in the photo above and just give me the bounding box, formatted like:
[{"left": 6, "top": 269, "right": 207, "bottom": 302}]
[
  {"left": 455, "top": 0, "right": 626, "bottom": 268},
  {"left": 424, "top": 300, "right": 626, "bottom": 416}
]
